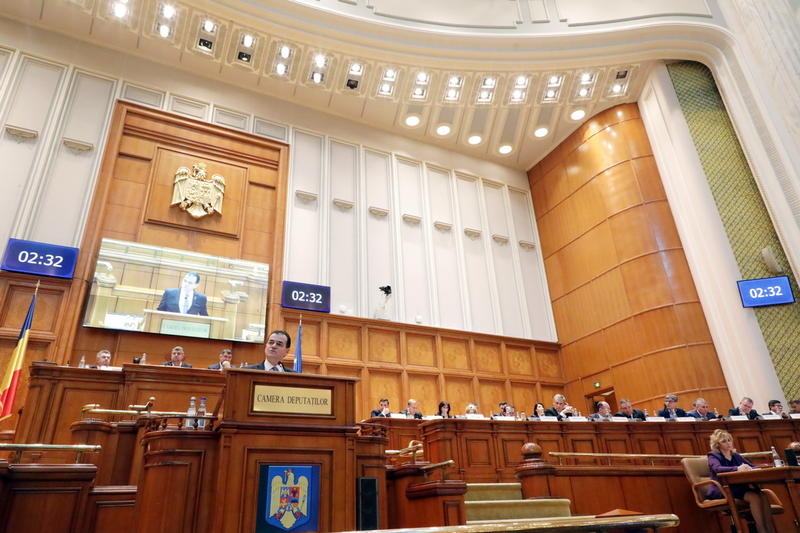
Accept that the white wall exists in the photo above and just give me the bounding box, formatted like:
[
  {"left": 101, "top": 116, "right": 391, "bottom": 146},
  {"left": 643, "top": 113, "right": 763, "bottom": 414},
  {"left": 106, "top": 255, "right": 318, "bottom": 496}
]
[{"left": 0, "top": 20, "right": 556, "bottom": 341}]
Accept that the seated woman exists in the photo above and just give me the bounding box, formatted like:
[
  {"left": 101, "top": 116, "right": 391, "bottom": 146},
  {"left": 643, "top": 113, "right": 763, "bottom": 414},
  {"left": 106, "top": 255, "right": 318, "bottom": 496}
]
[
  {"left": 436, "top": 401, "right": 454, "bottom": 418},
  {"left": 464, "top": 402, "right": 479, "bottom": 415},
  {"left": 706, "top": 429, "right": 776, "bottom": 533},
  {"left": 531, "top": 402, "right": 546, "bottom": 419}
]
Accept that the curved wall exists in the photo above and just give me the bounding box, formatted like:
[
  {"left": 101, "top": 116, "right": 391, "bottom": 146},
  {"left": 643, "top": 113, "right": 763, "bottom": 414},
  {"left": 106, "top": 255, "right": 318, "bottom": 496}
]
[{"left": 528, "top": 103, "right": 731, "bottom": 413}]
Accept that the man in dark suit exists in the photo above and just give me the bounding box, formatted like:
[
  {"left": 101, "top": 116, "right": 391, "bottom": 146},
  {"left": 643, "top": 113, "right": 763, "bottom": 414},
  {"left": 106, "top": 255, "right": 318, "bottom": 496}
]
[
  {"left": 245, "top": 330, "right": 295, "bottom": 372},
  {"left": 657, "top": 393, "right": 687, "bottom": 419},
  {"left": 614, "top": 398, "right": 646, "bottom": 421},
  {"left": 370, "top": 398, "right": 391, "bottom": 417},
  {"left": 208, "top": 349, "right": 233, "bottom": 370},
  {"left": 161, "top": 346, "right": 192, "bottom": 368},
  {"left": 88, "top": 349, "right": 112, "bottom": 369},
  {"left": 399, "top": 399, "right": 422, "bottom": 419},
  {"left": 544, "top": 394, "right": 576, "bottom": 421},
  {"left": 728, "top": 396, "right": 760, "bottom": 420},
  {"left": 686, "top": 397, "right": 718, "bottom": 420},
  {"left": 157, "top": 272, "right": 209, "bottom": 316}
]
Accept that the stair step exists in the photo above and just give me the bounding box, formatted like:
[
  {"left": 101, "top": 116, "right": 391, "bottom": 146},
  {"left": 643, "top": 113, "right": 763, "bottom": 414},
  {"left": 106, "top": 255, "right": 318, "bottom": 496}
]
[
  {"left": 465, "top": 498, "right": 572, "bottom": 522},
  {"left": 465, "top": 482, "right": 522, "bottom": 501}
]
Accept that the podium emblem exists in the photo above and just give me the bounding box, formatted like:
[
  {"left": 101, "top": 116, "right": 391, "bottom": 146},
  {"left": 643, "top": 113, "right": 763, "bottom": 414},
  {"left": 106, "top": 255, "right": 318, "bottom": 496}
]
[{"left": 261, "top": 466, "right": 319, "bottom": 532}]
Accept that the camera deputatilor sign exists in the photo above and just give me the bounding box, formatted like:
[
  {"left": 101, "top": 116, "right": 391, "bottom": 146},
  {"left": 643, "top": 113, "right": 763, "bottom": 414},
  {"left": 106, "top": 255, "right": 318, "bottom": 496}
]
[{"left": 252, "top": 384, "right": 332, "bottom": 415}]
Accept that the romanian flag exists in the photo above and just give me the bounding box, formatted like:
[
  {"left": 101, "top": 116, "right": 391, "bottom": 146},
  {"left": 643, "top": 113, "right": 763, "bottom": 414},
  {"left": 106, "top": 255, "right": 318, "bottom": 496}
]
[
  {"left": 292, "top": 318, "right": 302, "bottom": 373},
  {"left": 0, "top": 291, "right": 36, "bottom": 421}
]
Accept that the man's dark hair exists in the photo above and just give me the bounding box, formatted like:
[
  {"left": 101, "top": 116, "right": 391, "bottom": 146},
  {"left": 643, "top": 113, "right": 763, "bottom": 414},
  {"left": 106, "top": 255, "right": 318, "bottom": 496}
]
[
  {"left": 269, "top": 329, "right": 292, "bottom": 349},
  {"left": 185, "top": 272, "right": 201, "bottom": 284},
  {"left": 379, "top": 398, "right": 389, "bottom": 404},
  {"left": 768, "top": 399, "right": 782, "bottom": 409}
]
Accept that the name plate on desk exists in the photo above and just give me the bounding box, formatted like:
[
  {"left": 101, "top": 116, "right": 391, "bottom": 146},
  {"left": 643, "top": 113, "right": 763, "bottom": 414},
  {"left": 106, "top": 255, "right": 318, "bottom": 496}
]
[
  {"left": 646, "top": 416, "right": 667, "bottom": 422},
  {"left": 729, "top": 415, "right": 748, "bottom": 421},
  {"left": 611, "top": 416, "right": 630, "bottom": 422},
  {"left": 761, "top": 414, "right": 782, "bottom": 420},
  {"left": 790, "top": 414, "right": 800, "bottom": 420},
  {"left": 537, "top": 415, "right": 559, "bottom": 422},
  {"left": 676, "top": 417, "right": 697, "bottom": 422},
  {"left": 253, "top": 384, "right": 332, "bottom": 415},
  {"left": 567, "top": 416, "right": 588, "bottom": 422}
]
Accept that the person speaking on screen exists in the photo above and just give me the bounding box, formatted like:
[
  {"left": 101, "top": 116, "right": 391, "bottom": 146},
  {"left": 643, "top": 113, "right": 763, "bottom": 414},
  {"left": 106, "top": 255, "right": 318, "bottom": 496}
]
[{"left": 157, "top": 272, "right": 209, "bottom": 316}]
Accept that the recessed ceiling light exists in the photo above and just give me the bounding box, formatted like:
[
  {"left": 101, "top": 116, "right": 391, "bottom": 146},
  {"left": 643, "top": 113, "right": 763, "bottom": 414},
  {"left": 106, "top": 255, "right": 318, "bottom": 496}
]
[
  {"left": 436, "top": 124, "right": 451, "bottom": 136},
  {"left": 549, "top": 75, "right": 560, "bottom": 85},
  {"left": 482, "top": 77, "right": 496, "bottom": 89},
  {"left": 515, "top": 75, "right": 528, "bottom": 88},
  {"left": 275, "top": 62, "right": 287, "bottom": 76},
  {"left": 405, "top": 115, "right": 421, "bottom": 127},
  {"left": 412, "top": 87, "right": 426, "bottom": 99},
  {"left": 580, "top": 72, "right": 592, "bottom": 83},
  {"left": 445, "top": 88, "right": 459, "bottom": 101},
  {"left": 311, "top": 71, "right": 323, "bottom": 84},
  {"left": 158, "top": 24, "right": 170, "bottom": 38},
  {"left": 498, "top": 144, "right": 513, "bottom": 155},
  {"left": 611, "top": 83, "right": 623, "bottom": 94},
  {"left": 416, "top": 71, "right": 429, "bottom": 84},
  {"left": 511, "top": 89, "right": 524, "bottom": 102},
  {"left": 534, "top": 127, "right": 549, "bottom": 138},
  {"left": 570, "top": 109, "right": 586, "bottom": 120},
  {"left": 384, "top": 68, "right": 397, "bottom": 81},
  {"left": 578, "top": 87, "right": 589, "bottom": 97},
  {"left": 279, "top": 45, "right": 291, "bottom": 59},
  {"left": 467, "top": 135, "right": 482, "bottom": 145},
  {"left": 241, "top": 34, "right": 254, "bottom": 48},
  {"left": 448, "top": 76, "right": 462, "bottom": 87},
  {"left": 162, "top": 4, "right": 176, "bottom": 19},
  {"left": 112, "top": 2, "right": 128, "bottom": 18},
  {"left": 349, "top": 63, "right": 362, "bottom": 75},
  {"left": 545, "top": 89, "right": 556, "bottom": 99},
  {"left": 314, "top": 54, "right": 326, "bottom": 68},
  {"left": 203, "top": 19, "right": 215, "bottom": 33},
  {"left": 378, "top": 82, "right": 393, "bottom": 95}
]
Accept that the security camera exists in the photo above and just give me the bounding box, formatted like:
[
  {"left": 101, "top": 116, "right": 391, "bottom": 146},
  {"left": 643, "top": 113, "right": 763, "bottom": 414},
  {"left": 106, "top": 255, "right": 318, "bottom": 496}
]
[
  {"left": 379, "top": 285, "right": 392, "bottom": 296},
  {"left": 346, "top": 78, "right": 359, "bottom": 90}
]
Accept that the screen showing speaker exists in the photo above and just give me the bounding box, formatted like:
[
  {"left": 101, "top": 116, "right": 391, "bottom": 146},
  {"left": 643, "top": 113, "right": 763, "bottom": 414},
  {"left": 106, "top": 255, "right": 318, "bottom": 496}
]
[{"left": 82, "top": 238, "right": 269, "bottom": 342}]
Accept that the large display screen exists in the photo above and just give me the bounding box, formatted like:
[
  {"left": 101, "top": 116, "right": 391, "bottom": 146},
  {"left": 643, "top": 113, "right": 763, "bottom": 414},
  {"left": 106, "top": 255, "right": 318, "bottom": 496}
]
[
  {"left": 82, "top": 238, "right": 269, "bottom": 342},
  {"left": 737, "top": 275, "right": 795, "bottom": 308}
]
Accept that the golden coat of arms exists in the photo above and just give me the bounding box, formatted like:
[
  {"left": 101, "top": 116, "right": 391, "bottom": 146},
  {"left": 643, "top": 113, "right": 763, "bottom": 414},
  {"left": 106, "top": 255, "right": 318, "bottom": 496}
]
[{"left": 171, "top": 162, "right": 226, "bottom": 219}]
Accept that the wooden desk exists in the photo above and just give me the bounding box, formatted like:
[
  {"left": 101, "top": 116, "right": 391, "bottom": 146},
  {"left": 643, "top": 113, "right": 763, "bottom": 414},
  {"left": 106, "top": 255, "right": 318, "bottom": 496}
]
[{"left": 718, "top": 466, "right": 800, "bottom": 532}]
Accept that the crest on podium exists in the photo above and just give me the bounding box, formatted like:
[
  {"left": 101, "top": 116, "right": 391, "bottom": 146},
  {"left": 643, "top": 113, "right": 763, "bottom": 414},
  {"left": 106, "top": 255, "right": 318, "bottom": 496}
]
[{"left": 258, "top": 465, "right": 319, "bottom": 532}]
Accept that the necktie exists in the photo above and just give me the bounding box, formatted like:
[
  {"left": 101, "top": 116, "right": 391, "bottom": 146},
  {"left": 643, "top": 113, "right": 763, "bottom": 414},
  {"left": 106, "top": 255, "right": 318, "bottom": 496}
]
[
  {"left": 270, "top": 366, "right": 279, "bottom": 372},
  {"left": 181, "top": 293, "right": 190, "bottom": 313}
]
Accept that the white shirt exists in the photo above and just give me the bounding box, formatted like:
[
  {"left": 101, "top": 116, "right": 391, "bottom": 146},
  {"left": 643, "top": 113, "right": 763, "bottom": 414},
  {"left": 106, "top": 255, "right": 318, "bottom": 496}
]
[{"left": 179, "top": 289, "right": 194, "bottom": 314}]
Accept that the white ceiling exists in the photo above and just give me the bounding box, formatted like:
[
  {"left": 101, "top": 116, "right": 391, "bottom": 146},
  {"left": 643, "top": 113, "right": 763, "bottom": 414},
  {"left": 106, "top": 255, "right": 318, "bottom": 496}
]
[{"left": 0, "top": 0, "right": 727, "bottom": 170}]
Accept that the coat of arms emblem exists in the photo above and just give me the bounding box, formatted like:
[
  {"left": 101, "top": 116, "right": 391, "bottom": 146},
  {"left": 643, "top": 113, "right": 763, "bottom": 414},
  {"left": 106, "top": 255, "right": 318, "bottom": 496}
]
[
  {"left": 266, "top": 467, "right": 312, "bottom": 531},
  {"left": 170, "top": 162, "right": 225, "bottom": 219}
]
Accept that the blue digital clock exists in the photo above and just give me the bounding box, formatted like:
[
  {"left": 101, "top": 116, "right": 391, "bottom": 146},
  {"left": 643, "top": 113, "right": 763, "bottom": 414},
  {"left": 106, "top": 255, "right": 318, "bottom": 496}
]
[
  {"left": 737, "top": 276, "right": 795, "bottom": 308},
  {"left": 281, "top": 281, "right": 330, "bottom": 313},
  {"left": 1, "top": 239, "right": 79, "bottom": 279}
]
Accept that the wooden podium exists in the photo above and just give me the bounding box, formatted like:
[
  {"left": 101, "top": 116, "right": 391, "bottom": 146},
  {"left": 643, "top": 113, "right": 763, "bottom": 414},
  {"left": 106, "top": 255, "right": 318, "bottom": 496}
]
[{"left": 135, "top": 369, "right": 383, "bottom": 533}]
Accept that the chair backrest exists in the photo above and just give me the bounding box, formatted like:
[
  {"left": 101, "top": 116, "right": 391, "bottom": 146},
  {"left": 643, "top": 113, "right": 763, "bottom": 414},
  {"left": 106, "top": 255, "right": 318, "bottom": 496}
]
[{"left": 681, "top": 456, "right": 710, "bottom": 485}]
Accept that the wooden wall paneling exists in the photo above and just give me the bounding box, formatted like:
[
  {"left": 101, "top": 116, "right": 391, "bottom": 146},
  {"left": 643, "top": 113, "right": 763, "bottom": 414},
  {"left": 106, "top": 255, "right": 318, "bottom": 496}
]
[
  {"left": 493, "top": 421, "right": 527, "bottom": 478},
  {"left": 405, "top": 332, "right": 436, "bottom": 368},
  {"left": 121, "top": 365, "right": 224, "bottom": 414},
  {"left": 527, "top": 422, "right": 565, "bottom": 460},
  {"left": 367, "top": 327, "right": 400, "bottom": 364},
  {"left": 459, "top": 426, "right": 498, "bottom": 482},
  {"left": 441, "top": 336, "right": 470, "bottom": 371},
  {"left": 327, "top": 322, "right": 361, "bottom": 361},
  {"left": 506, "top": 344, "right": 534, "bottom": 377},
  {"left": 509, "top": 381, "right": 538, "bottom": 417},
  {"left": 81, "top": 485, "right": 137, "bottom": 533},
  {"left": 365, "top": 370, "right": 403, "bottom": 420},
  {"left": 406, "top": 372, "right": 439, "bottom": 416},
  {"left": 443, "top": 376, "right": 475, "bottom": 415},
  {"left": 477, "top": 379, "right": 507, "bottom": 417},
  {"left": 473, "top": 341, "right": 502, "bottom": 375}
]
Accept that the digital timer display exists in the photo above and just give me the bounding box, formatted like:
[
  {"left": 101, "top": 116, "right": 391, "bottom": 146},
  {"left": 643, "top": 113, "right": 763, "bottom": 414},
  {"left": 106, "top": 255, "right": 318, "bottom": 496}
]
[
  {"left": 281, "top": 281, "right": 330, "bottom": 313},
  {"left": 737, "top": 276, "right": 795, "bottom": 308},
  {"left": 2, "top": 239, "right": 79, "bottom": 279}
]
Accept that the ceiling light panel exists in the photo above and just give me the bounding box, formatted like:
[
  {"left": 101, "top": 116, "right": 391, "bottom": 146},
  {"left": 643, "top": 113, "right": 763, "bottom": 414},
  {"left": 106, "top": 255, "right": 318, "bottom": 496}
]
[
  {"left": 473, "top": 73, "right": 500, "bottom": 105},
  {"left": 266, "top": 40, "right": 300, "bottom": 81},
  {"left": 188, "top": 12, "right": 226, "bottom": 59},
  {"left": 572, "top": 69, "right": 598, "bottom": 101},
  {"left": 336, "top": 58, "right": 371, "bottom": 95},
  {"left": 100, "top": 0, "right": 140, "bottom": 29},
  {"left": 228, "top": 27, "right": 264, "bottom": 70}
]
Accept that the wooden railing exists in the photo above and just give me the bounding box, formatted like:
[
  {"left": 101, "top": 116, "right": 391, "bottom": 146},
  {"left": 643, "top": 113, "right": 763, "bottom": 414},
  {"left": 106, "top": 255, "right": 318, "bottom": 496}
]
[
  {"left": 548, "top": 450, "right": 773, "bottom": 466},
  {"left": 0, "top": 442, "right": 101, "bottom": 463}
]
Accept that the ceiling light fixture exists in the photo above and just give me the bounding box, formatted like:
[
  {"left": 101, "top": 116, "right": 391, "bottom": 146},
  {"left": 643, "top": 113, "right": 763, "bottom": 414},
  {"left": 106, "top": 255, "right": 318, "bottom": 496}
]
[
  {"left": 412, "top": 87, "right": 426, "bottom": 99},
  {"left": 279, "top": 45, "right": 291, "bottom": 59},
  {"left": 570, "top": 109, "right": 586, "bottom": 121},
  {"left": 378, "top": 83, "right": 393, "bottom": 96},
  {"left": 611, "top": 83, "right": 623, "bottom": 94},
  {"left": 545, "top": 89, "right": 556, "bottom": 99},
  {"left": 405, "top": 115, "right": 421, "bottom": 127},
  {"left": 203, "top": 19, "right": 215, "bottom": 33},
  {"left": 510, "top": 89, "right": 524, "bottom": 102},
  {"left": 482, "top": 77, "right": 496, "bottom": 88},
  {"left": 384, "top": 68, "right": 397, "bottom": 81},
  {"left": 314, "top": 54, "right": 326, "bottom": 68},
  {"left": 241, "top": 34, "right": 254, "bottom": 48},
  {"left": 158, "top": 23, "right": 170, "bottom": 38},
  {"left": 549, "top": 75, "right": 560, "bottom": 86},
  {"left": 349, "top": 63, "right": 362, "bottom": 75},
  {"left": 416, "top": 71, "right": 429, "bottom": 84},
  {"left": 467, "top": 135, "right": 482, "bottom": 145},
  {"left": 498, "top": 144, "right": 513, "bottom": 155},
  {"left": 580, "top": 72, "right": 592, "bottom": 83},
  {"left": 311, "top": 71, "right": 323, "bottom": 84},
  {"left": 578, "top": 87, "right": 589, "bottom": 97},
  {"left": 534, "top": 127, "right": 549, "bottom": 138},
  {"left": 112, "top": 1, "right": 128, "bottom": 18},
  {"left": 448, "top": 76, "right": 462, "bottom": 87},
  {"left": 162, "top": 4, "right": 176, "bottom": 19},
  {"left": 436, "top": 124, "right": 451, "bottom": 136},
  {"left": 275, "top": 62, "right": 287, "bottom": 76}
]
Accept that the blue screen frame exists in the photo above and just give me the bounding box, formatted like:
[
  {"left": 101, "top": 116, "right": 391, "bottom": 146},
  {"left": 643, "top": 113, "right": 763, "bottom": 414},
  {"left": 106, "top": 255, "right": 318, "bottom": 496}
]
[{"left": 737, "top": 276, "right": 795, "bottom": 308}]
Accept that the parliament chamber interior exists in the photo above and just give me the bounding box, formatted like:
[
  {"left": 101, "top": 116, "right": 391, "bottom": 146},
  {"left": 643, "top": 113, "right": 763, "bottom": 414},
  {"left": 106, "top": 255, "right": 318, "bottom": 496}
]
[{"left": 0, "top": 1, "right": 799, "bottom": 532}]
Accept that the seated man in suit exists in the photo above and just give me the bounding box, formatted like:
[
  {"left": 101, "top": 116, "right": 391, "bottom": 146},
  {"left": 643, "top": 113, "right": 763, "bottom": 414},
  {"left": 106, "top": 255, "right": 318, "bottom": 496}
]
[
  {"left": 400, "top": 399, "right": 423, "bottom": 419},
  {"left": 728, "top": 396, "right": 760, "bottom": 419},
  {"left": 89, "top": 349, "right": 113, "bottom": 369},
  {"left": 370, "top": 398, "right": 391, "bottom": 418},
  {"left": 614, "top": 398, "right": 645, "bottom": 421},
  {"left": 657, "top": 393, "right": 687, "bottom": 419},
  {"left": 544, "top": 394, "right": 577, "bottom": 421},
  {"left": 157, "top": 272, "right": 209, "bottom": 316},
  {"left": 208, "top": 348, "right": 233, "bottom": 370},
  {"left": 161, "top": 346, "right": 192, "bottom": 367},
  {"left": 790, "top": 399, "right": 800, "bottom": 415},
  {"left": 763, "top": 399, "right": 790, "bottom": 418},
  {"left": 245, "top": 330, "right": 294, "bottom": 372},
  {"left": 687, "top": 397, "right": 718, "bottom": 420},
  {"left": 588, "top": 401, "right": 613, "bottom": 422}
]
